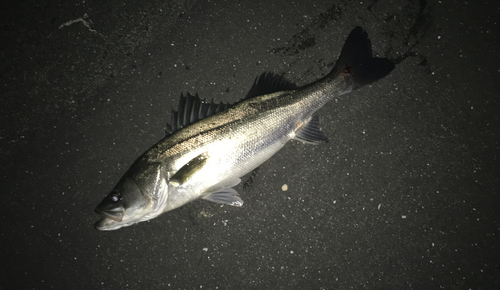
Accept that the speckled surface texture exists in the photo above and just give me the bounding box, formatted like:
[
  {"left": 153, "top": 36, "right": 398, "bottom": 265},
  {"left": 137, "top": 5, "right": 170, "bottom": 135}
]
[{"left": 1, "top": 0, "right": 499, "bottom": 289}]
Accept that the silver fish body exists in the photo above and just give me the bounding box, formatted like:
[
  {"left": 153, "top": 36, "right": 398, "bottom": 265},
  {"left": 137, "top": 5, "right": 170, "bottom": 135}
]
[{"left": 94, "top": 27, "right": 394, "bottom": 230}]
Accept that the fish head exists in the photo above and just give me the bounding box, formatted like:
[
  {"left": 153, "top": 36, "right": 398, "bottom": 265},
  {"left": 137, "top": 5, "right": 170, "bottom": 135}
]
[{"left": 94, "top": 161, "right": 169, "bottom": 231}]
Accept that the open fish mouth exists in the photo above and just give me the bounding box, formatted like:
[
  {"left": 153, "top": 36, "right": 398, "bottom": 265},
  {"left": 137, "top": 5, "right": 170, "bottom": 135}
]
[
  {"left": 94, "top": 210, "right": 135, "bottom": 231},
  {"left": 94, "top": 208, "right": 124, "bottom": 222}
]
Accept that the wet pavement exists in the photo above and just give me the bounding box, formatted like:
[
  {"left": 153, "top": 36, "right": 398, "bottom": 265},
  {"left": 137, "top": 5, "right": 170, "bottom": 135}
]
[{"left": 1, "top": 0, "right": 499, "bottom": 289}]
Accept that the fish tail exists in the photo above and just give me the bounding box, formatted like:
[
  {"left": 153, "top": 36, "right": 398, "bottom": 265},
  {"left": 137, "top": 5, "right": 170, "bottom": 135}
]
[{"left": 330, "top": 27, "right": 394, "bottom": 89}]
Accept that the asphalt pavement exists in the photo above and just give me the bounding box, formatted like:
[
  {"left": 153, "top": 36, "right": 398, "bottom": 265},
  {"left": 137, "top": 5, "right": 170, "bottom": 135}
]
[{"left": 1, "top": 0, "right": 499, "bottom": 289}]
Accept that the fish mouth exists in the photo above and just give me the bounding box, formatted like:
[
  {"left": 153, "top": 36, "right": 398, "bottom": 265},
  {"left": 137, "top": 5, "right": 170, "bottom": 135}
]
[{"left": 94, "top": 208, "right": 124, "bottom": 222}]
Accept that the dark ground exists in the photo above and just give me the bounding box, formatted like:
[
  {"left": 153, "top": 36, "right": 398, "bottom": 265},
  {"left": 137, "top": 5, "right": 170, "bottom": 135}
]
[{"left": 1, "top": 0, "right": 499, "bottom": 289}]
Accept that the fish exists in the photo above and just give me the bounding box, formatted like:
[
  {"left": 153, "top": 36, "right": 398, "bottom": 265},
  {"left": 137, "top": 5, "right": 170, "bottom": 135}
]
[{"left": 94, "top": 27, "right": 394, "bottom": 231}]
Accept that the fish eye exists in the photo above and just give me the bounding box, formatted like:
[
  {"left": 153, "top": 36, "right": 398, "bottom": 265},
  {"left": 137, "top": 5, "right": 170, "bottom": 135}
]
[{"left": 109, "top": 190, "right": 122, "bottom": 203}]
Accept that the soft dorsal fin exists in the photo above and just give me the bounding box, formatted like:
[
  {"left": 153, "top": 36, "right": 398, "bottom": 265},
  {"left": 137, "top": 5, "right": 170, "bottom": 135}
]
[
  {"left": 166, "top": 93, "right": 230, "bottom": 135},
  {"left": 245, "top": 72, "right": 299, "bottom": 100}
]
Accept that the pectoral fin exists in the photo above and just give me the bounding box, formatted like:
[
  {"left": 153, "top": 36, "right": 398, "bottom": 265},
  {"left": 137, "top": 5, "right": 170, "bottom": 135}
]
[{"left": 169, "top": 152, "right": 209, "bottom": 186}]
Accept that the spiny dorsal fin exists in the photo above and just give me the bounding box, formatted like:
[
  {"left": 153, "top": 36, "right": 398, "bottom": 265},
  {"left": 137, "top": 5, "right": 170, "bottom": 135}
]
[
  {"left": 165, "top": 73, "right": 296, "bottom": 135},
  {"left": 165, "top": 92, "right": 230, "bottom": 135},
  {"left": 245, "top": 72, "right": 298, "bottom": 100}
]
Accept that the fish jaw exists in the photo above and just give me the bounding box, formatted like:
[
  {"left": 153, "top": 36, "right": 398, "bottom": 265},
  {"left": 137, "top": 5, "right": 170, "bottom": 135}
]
[
  {"left": 94, "top": 215, "right": 140, "bottom": 231},
  {"left": 94, "top": 217, "right": 123, "bottom": 231},
  {"left": 94, "top": 207, "right": 124, "bottom": 222},
  {"left": 94, "top": 201, "right": 158, "bottom": 231}
]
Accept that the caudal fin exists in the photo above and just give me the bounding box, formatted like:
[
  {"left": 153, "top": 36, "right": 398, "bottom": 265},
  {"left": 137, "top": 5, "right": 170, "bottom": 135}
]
[{"left": 331, "top": 27, "right": 394, "bottom": 89}]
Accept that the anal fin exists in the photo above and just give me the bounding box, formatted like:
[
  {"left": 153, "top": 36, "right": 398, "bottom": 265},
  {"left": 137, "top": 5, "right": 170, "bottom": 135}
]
[{"left": 294, "top": 115, "right": 328, "bottom": 144}]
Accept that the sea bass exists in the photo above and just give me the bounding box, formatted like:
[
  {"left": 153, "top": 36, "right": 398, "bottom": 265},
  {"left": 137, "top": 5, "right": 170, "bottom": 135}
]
[{"left": 94, "top": 27, "right": 394, "bottom": 230}]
